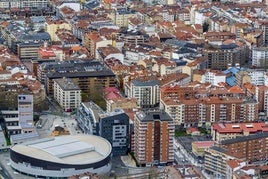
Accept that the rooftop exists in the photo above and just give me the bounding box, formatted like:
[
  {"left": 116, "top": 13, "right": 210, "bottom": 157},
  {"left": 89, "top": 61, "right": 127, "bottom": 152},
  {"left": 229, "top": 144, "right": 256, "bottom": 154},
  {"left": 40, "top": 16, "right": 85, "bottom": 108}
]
[
  {"left": 212, "top": 122, "right": 268, "bottom": 134},
  {"left": 192, "top": 141, "right": 215, "bottom": 148},
  {"left": 136, "top": 110, "right": 173, "bottom": 122},
  {"left": 54, "top": 78, "right": 80, "bottom": 91},
  {"left": 132, "top": 79, "right": 159, "bottom": 87},
  {"left": 11, "top": 135, "right": 112, "bottom": 165},
  {"left": 221, "top": 132, "right": 268, "bottom": 145},
  {"left": 99, "top": 109, "right": 128, "bottom": 119},
  {"left": 43, "top": 60, "right": 115, "bottom": 79}
]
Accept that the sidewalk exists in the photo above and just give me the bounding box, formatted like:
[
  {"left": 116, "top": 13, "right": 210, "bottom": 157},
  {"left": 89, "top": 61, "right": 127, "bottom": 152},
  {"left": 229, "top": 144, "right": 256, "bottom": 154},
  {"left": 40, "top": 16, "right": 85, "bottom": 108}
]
[{"left": 121, "top": 155, "right": 136, "bottom": 167}]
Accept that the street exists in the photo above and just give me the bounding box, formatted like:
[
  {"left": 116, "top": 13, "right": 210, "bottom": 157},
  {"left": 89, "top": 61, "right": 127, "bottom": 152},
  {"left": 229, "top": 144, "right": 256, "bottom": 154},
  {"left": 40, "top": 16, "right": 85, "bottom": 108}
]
[
  {"left": 0, "top": 150, "right": 22, "bottom": 179},
  {"left": 0, "top": 162, "right": 12, "bottom": 179},
  {"left": 174, "top": 138, "right": 211, "bottom": 179}
]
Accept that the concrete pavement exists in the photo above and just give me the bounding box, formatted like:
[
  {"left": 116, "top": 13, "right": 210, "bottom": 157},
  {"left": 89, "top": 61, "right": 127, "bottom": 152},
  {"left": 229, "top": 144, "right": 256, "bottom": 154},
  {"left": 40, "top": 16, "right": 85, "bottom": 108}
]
[{"left": 0, "top": 150, "right": 32, "bottom": 179}]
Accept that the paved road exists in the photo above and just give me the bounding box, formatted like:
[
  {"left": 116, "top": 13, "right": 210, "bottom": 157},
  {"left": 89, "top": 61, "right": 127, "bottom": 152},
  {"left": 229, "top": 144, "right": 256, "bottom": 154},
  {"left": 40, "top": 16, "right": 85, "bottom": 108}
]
[
  {"left": 0, "top": 162, "right": 11, "bottom": 179},
  {"left": 174, "top": 139, "right": 211, "bottom": 178}
]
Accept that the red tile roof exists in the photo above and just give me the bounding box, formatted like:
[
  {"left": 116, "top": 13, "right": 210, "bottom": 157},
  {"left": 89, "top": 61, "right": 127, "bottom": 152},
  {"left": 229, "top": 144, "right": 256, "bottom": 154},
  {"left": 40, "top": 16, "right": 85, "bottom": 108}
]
[
  {"left": 192, "top": 141, "right": 215, "bottom": 148},
  {"left": 212, "top": 122, "right": 268, "bottom": 134},
  {"left": 226, "top": 159, "right": 240, "bottom": 169}
]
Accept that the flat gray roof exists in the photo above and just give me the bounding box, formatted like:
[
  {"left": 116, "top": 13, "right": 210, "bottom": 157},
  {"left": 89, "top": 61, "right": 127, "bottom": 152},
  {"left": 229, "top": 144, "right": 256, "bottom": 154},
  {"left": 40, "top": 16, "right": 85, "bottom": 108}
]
[
  {"left": 136, "top": 110, "right": 173, "bottom": 122},
  {"left": 54, "top": 78, "right": 80, "bottom": 91},
  {"left": 11, "top": 135, "right": 112, "bottom": 165}
]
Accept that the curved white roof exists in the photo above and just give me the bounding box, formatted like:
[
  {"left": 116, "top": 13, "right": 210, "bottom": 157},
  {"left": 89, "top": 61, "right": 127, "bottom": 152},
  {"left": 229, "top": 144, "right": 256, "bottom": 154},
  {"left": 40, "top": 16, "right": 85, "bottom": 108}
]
[{"left": 11, "top": 135, "right": 112, "bottom": 165}]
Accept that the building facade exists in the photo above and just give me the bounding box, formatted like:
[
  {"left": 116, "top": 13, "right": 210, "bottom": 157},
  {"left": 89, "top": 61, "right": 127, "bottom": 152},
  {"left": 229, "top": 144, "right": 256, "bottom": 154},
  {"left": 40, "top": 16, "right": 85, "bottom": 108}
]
[
  {"left": 84, "top": 31, "right": 113, "bottom": 58},
  {"left": 134, "top": 110, "right": 174, "bottom": 166},
  {"left": 160, "top": 84, "right": 258, "bottom": 127},
  {"left": 211, "top": 122, "right": 268, "bottom": 142},
  {"left": 108, "top": 8, "right": 137, "bottom": 27},
  {"left": 39, "top": 60, "right": 116, "bottom": 96},
  {"left": 220, "top": 133, "right": 268, "bottom": 163},
  {"left": 252, "top": 46, "right": 268, "bottom": 67},
  {"left": 99, "top": 109, "right": 129, "bottom": 157},
  {"left": 204, "top": 146, "right": 236, "bottom": 178},
  {"left": 0, "top": 0, "right": 48, "bottom": 9},
  {"left": 2, "top": 95, "right": 35, "bottom": 138},
  {"left": 125, "top": 79, "right": 160, "bottom": 108},
  {"left": 76, "top": 102, "right": 103, "bottom": 135},
  {"left": 53, "top": 78, "right": 81, "bottom": 112},
  {"left": 202, "top": 42, "right": 248, "bottom": 70},
  {"left": 45, "top": 19, "right": 71, "bottom": 42}
]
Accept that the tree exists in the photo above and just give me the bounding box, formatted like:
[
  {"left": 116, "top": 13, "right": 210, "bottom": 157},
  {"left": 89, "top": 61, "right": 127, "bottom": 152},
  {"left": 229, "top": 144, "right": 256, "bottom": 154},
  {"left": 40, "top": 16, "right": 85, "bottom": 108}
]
[
  {"left": 82, "top": 84, "right": 106, "bottom": 110},
  {"left": 202, "top": 22, "right": 209, "bottom": 33},
  {"left": 81, "top": 92, "right": 89, "bottom": 102}
]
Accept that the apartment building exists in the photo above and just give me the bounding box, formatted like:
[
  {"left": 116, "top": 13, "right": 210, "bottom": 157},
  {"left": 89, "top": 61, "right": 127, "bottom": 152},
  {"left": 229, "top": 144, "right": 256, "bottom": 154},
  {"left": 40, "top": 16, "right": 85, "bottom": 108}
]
[
  {"left": 193, "top": 69, "right": 226, "bottom": 86},
  {"left": 235, "top": 69, "right": 268, "bottom": 86},
  {"left": 220, "top": 133, "right": 268, "bottom": 163},
  {"left": 40, "top": 60, "right": 116, "bottom": 96},
  {"left": 125, "top": 79, "right": 160, "bottom": 108},
  {"left": 97, "top": 46, "right": 124, "bottom": 63},
  {"left": 204, "top": 146, "right": 236, "bottom": 178},
  {"left": 202, "top": 41, "right": 248, "bottom": 70},
  {"left": 2, "top": 110, "right": 21, "bottom": 137},
  {"left": 206, "top": 133, "right": 268, "bottom": 177},
  {"left": 17, "top": 41, "right": 44, "bottom": 60},
  {"left": 45, "top": 18, "right": 71, "bottom": 41},
  {"left": 84, "top": 31, "right": 113, "bottom": 57},
  {"left": 105, "top": 87, "right": 138, "bottom": 112},
  {"left": 117, "top": 30, "right": 146, "bottom": 46},
  {"left": 53, "top": 78, "right": 81, "bottom": 112},
  {"left": 256, "top": 20, "right": 268, "bottom": 45},
  {"left": 108, "top": 8, "right": 137, "bottom": 27},
  {"left": 99, "top": 109, "right": 129, "bottom": 156},
  {"left": 258, "top": 86, "right": 268, "bottom": 118},
  {"left": 252, "top": 46, "right": 268, "bottom": 67},
  {"left": 134, "top": 110, "right": 174, "bottom": 166},
  {"left": 192, "top": 141, "right": 215, "bottom": 157},
  {"left": 3, "top": 21, "right": 51, "bottom": 57},
  {"left": 160, "top": 84, "right": 258, "bottom": 127},
  {"left": 211, "top": 122, "right": 268, "bottom": 142},
  {"left": 18, "top": 95, "right": 34, "bottom": 125},
  {"left": 76, "top": 102, "right": 103, "bottom": 135}
]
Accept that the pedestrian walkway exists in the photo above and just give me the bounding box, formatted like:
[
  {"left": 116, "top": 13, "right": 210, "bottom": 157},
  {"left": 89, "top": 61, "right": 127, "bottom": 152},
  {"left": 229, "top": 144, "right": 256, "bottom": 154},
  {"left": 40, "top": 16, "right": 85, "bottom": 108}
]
[{"left": 121, "top": 155, "right": 136, "bottom": 167}]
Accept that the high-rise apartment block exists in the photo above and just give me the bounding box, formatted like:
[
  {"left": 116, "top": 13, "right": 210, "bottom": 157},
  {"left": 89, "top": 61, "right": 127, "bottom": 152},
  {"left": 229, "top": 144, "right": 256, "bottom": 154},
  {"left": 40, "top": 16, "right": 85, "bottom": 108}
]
[{"left": 134, "top": 110, "right": 174, "bottom": 166}]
